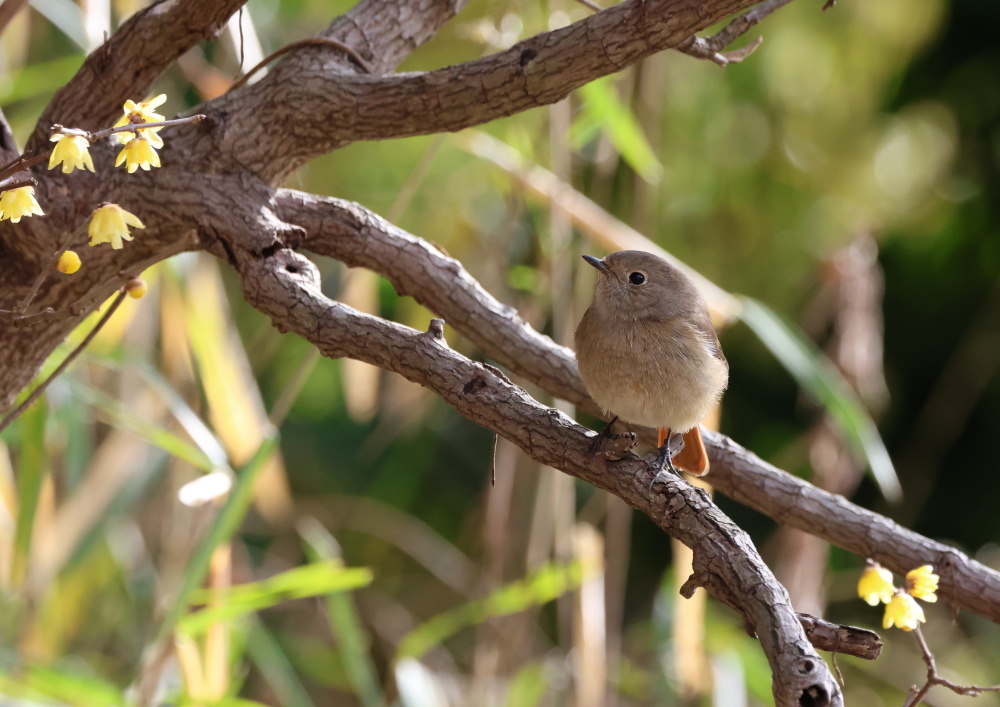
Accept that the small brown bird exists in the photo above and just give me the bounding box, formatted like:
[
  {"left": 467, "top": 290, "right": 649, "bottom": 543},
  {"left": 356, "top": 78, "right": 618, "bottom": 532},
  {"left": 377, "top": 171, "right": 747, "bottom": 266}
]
[{"left": 574, "top": 250, "right": 728, "bottom": 476}]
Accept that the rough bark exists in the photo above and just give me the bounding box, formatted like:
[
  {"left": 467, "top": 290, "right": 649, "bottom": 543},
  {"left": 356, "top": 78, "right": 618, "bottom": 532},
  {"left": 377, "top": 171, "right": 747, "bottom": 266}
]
[
  {"left": 0, "top": 0, "right": 979, "bottom": 702},
  {"left": 280, "top": 190, "right": 1000, "bottom": 627},
  {"left": 234, "top": 246, "right": 841, "bottom": 705}
]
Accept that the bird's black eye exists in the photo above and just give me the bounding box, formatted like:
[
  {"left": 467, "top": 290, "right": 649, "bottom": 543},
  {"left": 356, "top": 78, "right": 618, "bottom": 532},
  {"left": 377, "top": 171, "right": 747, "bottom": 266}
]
[{"left": 628, "top": 271, "right": 646, "bottom": 286}]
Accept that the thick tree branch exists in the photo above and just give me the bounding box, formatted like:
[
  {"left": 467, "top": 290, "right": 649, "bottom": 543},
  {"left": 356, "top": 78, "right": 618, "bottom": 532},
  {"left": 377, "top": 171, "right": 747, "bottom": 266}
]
[
  {"left": 205, "top": 0, "right": 786, "bottom": 182},
  {"left": 26, "top": 0, "right": 247, "bottom": 152},
  {"left": 276, "top": 190, "right": 1000, "bottom": 626},
  {"left": 316, "top": 0, "right": 472, "bottom": 76},
  {"left": 233, "top": 245, "right": 840, "bottom": 706}
]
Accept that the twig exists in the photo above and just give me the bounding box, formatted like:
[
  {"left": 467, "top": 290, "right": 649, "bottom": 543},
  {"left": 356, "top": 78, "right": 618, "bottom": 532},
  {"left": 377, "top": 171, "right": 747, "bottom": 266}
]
[
  {"left": 229, "top": 37, "right": 372, "bottom": 93},
  {"left": 0, "top": 177, "right": 37, "bottom": 192},
  {"left": 0, "top": 290, "right": 127, "bottom": 436},
  {"left": 676, "top": 0, "right": 795, "bottom": 66},
  {"left": 0, "top": 115, "right": 207, "bottom": 193},
  {"left": 0, "top": 152, "right": 49, "bottom": 182},
  {"left": 51, "top": 114, "right": 207, "bottom": 143},
  {"left": 279, "top": 189, "right": 1000, "bottom": 627},
  {"left": 903, "top": 627, "right": 1000, "bottom": 706}
]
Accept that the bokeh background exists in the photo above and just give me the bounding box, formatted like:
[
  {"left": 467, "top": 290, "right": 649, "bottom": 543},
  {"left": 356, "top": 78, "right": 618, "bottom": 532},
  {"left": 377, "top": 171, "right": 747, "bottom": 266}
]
[{"left": 0, "top": 0, "right": 998, "bottom": 704}]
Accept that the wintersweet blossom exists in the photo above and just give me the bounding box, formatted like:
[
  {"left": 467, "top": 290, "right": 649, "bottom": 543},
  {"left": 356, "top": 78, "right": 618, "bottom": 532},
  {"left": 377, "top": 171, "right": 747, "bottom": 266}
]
[
  {"left": 115, "top": 136, "right": 161, "bottom": 173},
  {"left": 905, "top": 565, "right": 939, "bottom": 603},
  {"left": 88, "top": 203, "right": 144, "bottom": 250},
  {"left": 858, "top": 563, "right": 895, "bottom": 606},
  {"left": 48, "top": 134, "right": 95, "bottom": 173},
  {"left": 57, "top": 250, "right": 81, "bottom": 274},
  {"left": 114, "top": 94, "right": 166, "bottom": 146},
  {"left": 883, "top": 591, "right": 926, "bottom": 632},
  {"left": 0, "top": 186, "right": 44, "bottom": 222}
]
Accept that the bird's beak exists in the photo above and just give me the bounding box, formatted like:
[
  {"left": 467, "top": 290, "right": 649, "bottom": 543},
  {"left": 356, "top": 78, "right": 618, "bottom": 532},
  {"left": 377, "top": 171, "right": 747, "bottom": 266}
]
[{"left": 582, "top": 254, "right": 610, "bottom": 275}]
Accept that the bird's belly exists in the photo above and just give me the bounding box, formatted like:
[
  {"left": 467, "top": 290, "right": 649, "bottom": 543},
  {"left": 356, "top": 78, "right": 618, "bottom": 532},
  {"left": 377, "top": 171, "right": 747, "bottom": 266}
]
[{"left": 579, "top": 347, "right": 726, "bottom": 432}]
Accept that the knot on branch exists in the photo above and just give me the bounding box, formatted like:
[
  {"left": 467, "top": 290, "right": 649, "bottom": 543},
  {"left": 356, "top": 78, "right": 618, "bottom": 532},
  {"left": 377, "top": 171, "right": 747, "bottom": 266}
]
[{"left": 424, "top": 317, "right": 446, "bottom": 341}]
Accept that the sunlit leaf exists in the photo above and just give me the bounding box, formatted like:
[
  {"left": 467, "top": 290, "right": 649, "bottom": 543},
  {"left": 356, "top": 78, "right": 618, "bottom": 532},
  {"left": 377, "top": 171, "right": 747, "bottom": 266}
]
[
  {"left": 504, "top": 661, "right": 549, "bottom": 707},
  {"left": 573, "top": 76, "right": 663, "bottom": 184},
  {"left": 70, "top": 383, "right": 216, "bottom": 472},
  {"left": 11, "top": 397, "right": 47, "bottom": 586},
  {"left": 738, "top": 297, "right": 901, "bottom": 501},
  {"left": 179, "top": 562, "right": 372, "bottom": 636},
  {"left": 301, "top": 519, "right": 383, "bottom": 707},
  {"left": 0, "top": 665, "right": 126, "bottom": 706},
  {"left": 156, "top": 436, "right": 280, "bottom": 642},
  {"left": 397, "top": 561, "right": 584, "bottom": 660},
  {"left": 245, "top": 618, "right": 319, "bottom": 707}
]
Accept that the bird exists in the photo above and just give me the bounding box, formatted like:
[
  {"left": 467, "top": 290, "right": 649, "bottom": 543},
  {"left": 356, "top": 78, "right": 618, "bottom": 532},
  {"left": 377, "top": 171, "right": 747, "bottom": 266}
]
[{"left": 574, "top": 250, "right": 728, "bottom": 477}]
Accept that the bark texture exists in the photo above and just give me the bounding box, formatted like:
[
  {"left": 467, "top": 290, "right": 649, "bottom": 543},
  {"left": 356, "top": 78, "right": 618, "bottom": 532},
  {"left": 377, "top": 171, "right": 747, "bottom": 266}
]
[{"left": 0, "top": 0, "right": 981, "bottom": 703}]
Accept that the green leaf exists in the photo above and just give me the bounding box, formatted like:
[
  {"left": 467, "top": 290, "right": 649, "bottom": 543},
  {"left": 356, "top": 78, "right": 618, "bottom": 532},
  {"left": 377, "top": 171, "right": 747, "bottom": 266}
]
[
  {"left": 155, "top": 436, "right": 280, "bottom": 642},
  {"left": 397, "top": 560, "right": 584, "bottom": 661},
  {"left": 179, "top": 562, "right": 372, "bottom": 636},
  {"left": 245, "top": 618, "right": 319, "bottom": 707},
  {"left": 69, "top": 383, "right": 217, "bottom": 472},
  {"left": 504, "top": 661, "right": 549, "bottom": 707},
  {"left": 573, "top": 76, "right": 664, "bottom": 184},
  {"left": 0, "top": 54, "right": 84, "bottom": 103},
  {"left": 2, "top": 665, "right": 127, "bottom": 706},
  {"left": 301, "top": 519, "right": 383, "bottom": 707},
  {"left": 11, "top": 397, "right": 48, "bottom": 586},
  {"left": 738, "top": 297, "right": 901, "bottom": 501}
]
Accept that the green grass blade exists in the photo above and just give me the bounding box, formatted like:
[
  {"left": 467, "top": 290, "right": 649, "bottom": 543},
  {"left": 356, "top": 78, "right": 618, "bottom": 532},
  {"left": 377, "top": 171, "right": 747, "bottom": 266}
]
[
  {"left": 397, "top": 560, "right": 584, "bottom": 661},
  {"left": 11, "top": 399, "right": 48, "bottom": 586},
  {"left": 155, "top": 435, "right": 280, "bottom": 642},
  {"left": 300, "top": 519, "right": 383, "bottom": 707},
  {"left": 738, "top": 297, "right": 901, "bottom": 501},
  {"left": 69, "top": 383, "right": 216, "bottom": 472},
  {"left": 574, "top": 76, "right": 664, "bottom": 184},
  {"left": 179, "top": 562, "right": 372, "bottom": 637},
  {"left": 245, "top": 617, "right": 318, "bottom": 707}
]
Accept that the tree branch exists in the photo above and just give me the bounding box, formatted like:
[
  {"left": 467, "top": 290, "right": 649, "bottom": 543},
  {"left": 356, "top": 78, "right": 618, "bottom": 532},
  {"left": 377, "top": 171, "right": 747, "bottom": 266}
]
[
  {"left": 677, "top": 0, "right": 796, "bottom": 66},
  {"left": 276, "top": 189, "right": 1000, "bottom": 627},
  {"left": 232, "top": 245, "right": 841, "bottom": 706},
  {"left": 27, "top": 0, "right": 247, "bottom": 152},
  {"left": 205, "top": 0, "right": 793, "bottom": 182}
]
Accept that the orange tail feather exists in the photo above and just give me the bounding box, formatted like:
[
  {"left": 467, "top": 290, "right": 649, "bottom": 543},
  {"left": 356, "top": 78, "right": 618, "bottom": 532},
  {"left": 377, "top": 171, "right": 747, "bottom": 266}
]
[{"left": 658, "top": 426, "right": 710, "bottom": 476}]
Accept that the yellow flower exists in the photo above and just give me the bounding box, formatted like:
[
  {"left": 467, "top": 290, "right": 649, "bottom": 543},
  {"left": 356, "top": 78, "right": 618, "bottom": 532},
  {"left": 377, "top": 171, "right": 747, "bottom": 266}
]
[
  {"left": 906, "top": 565, "right": 939, "bottom": 603},
  {"left": 57, "top": 250, "right": 81, "bottom": 274},
  {"left": 883, "top": 592, "right": 926, "bottom": 631},
  {"left": 48, "top": 134, "right": 95, "bottom": 173},
  {"left": 115, "top": 136, "right": 161, "bottom": 173},
  {"left": 0, "top": 185, "right": 44, "bottom": 222},
  {"left": 125, "top": 277, "right": 148, "bottom": 299},
  {"left": 88, "top": 203, "right": 144, "bottom": 250},
  {"left": 858, "top": 563, "right": 895, "bottom": 606},
  {"left": 114, "top": 94, "right": 166, "bottom": 145}
]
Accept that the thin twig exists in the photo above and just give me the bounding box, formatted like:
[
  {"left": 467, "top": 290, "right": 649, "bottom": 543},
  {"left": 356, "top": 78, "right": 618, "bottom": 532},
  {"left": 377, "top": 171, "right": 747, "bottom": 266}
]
[
  {"left": 0, "top": 152, "right": 50, "bottom": 182},
  {"left": 0, "top": 290, "right": 127, "bottom": 436},
  {"left": 0, "top": 115, "right": 207, "bottom": 191},
  {"left": 903, "top": 627, "right": 1000, "bottom": 706},
  {"left": 0, "top": 177, "right": 37, "bottom": 192},
  {"left": 229, "top": 37, "right": 372, "bottom": 93},
  {"left": 51, "top": 114, "right": 207, "bottom": 143},
  {"left": 10, "top": 222, "right": 89, "bottom": 316},
  {"left": 676, "top": 0, "right": 795, "bottom": 66}
]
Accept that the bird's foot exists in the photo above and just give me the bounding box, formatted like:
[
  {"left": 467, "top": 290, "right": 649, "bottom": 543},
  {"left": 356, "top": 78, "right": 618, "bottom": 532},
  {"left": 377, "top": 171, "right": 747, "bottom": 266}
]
[
  {"left": 589, "top": 416, "right": 637, "bottom": 461},
  {"left": 648, "top": 434, "right": 686, "bottom": 491}
]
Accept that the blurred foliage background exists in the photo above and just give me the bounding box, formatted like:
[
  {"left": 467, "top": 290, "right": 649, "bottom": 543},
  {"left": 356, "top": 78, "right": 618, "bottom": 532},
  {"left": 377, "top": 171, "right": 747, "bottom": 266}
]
[{"left": 0, "top": 0, "right": 998, "bottom": 704}]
